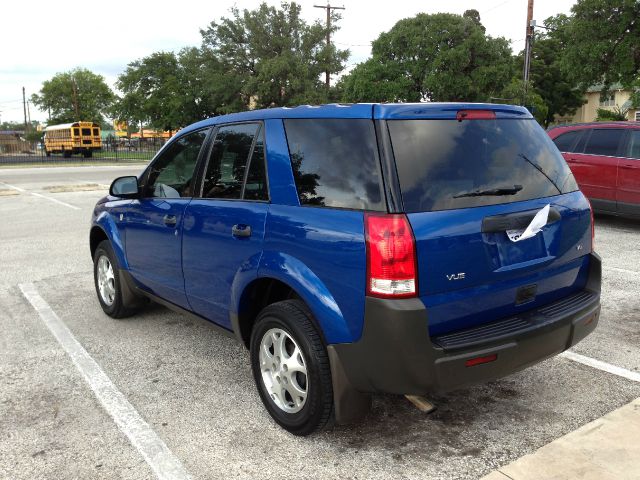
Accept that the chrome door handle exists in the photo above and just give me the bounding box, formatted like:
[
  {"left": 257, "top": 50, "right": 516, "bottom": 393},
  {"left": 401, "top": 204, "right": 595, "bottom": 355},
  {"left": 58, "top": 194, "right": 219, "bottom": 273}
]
[
  {"left": 163, "top": 214, "right": 177, "bottom": 227},
  {"left": 232, "top": 224, "right": 251, "bottom": 238}
]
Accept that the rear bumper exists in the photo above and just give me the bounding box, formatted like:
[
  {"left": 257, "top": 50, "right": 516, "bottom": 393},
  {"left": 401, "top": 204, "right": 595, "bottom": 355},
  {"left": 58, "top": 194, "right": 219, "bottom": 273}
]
[{"left": 329, "top": 252, "right": 601, "bottom": 395}]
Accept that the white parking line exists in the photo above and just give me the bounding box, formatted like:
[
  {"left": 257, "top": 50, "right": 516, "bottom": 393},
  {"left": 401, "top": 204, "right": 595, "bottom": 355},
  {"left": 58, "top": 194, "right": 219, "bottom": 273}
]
[
  {"left": 560, "top": 350, "right": 640, "bottom": 383},
  {"left": 0, "top": 182, "right": 80, "bottom": 210},
  {"left": 19, "top": 283, "right": 192, "bottom": 480}
]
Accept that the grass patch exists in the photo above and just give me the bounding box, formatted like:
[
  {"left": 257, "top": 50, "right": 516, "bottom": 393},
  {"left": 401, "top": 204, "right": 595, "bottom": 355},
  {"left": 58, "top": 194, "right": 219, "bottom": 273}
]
[{"left": 0, "top": 159, "right": 148, "bottom": 169}]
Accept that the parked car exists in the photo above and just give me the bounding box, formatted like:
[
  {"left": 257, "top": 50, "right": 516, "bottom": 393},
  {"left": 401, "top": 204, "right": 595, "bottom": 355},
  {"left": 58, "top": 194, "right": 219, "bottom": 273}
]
[
  {"left": 91, "top": 103, "right": 601, "bottom": 435},
  {"left": 548, "top": 122, "right": 640, "bottom": 217}
]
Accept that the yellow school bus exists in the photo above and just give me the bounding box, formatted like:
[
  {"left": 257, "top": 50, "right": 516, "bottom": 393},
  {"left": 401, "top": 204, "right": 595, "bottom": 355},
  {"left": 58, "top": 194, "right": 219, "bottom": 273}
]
[{"left": 44, "top": 122, "right": 102, "bottom": 158}]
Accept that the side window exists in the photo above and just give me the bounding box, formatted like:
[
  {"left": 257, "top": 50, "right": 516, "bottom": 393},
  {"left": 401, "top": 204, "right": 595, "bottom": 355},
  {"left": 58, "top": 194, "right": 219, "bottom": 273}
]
[
  {"left": 283, "top": 119, "right": 384, "bottom": 210},
  {"left": 73, "top": 128, "right": 80, "bottom": 136},
  {"left": 145, "top": 129, "right": 208, "bottom": 198},
  {"left": 584, "top": 129, "right": 625, "bottom": 157},
  {"left": 243, "top": 127, "right": 268, "bottom": 201},
  {"left": 552, "top": 130, "right": 583, "bottom": 153},
  {"left": 627, "top": 130, "right": 640, "bottom": 159},
  {"left": 201, "top": 123, "right": 259, "bottom": 199}
]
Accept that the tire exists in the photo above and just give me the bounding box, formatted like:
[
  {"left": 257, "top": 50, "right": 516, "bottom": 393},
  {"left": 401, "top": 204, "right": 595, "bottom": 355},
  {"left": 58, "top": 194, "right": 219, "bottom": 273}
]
[
  {"left": 63, "top": 150, "right": 71, "bottom": 158},
  {"left": 250, "top": 300, "right": 334, "bottom": 436},
  {"left": 93, "top": 240, "right": 137, "bottom": 318},
  {"left": 45, "top": 150, "right": 51, "bottom": 157}
]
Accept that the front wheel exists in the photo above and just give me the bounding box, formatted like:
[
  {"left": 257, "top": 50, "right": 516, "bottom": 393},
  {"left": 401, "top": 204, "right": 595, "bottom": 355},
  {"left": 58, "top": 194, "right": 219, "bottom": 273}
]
[
  {"left": 93, "top": 240, "right": 137, "bottom": 318},
  {"left": 250, "top": 300, "right": 334, "bottom": 436}
]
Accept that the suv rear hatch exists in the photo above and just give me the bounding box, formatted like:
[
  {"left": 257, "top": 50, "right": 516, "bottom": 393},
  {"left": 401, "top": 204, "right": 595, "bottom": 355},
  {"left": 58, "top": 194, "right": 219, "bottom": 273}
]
[{"left": 379, "top": 105, "right": 593, "bottom": 336}]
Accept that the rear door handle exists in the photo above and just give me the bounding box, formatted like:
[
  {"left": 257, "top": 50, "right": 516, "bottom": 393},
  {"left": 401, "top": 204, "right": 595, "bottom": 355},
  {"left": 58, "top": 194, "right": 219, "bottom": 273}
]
[
  {"left": 232, "top": 224, "right": 251, "bottom": 238},
  {"left": 163, "top": 214, "right": 177, "bottom": 227}
]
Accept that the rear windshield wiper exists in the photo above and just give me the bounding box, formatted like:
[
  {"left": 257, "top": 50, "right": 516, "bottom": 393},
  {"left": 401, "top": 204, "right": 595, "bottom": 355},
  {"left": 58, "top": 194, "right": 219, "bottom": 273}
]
[{"left": 453, "top": 185, "right": 523, "bottom": 198}]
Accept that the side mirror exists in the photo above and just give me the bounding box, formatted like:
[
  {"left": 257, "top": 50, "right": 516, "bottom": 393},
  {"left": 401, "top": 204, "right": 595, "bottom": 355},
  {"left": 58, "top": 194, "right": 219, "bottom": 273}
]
[{"left": 110, "top": 176, "right": 139, "bottom": 198}]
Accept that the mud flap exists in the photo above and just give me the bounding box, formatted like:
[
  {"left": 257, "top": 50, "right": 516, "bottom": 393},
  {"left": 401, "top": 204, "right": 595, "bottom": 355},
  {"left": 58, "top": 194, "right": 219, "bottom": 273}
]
[{"left": 327, "top": 345, "right": 371, "bottom": 424}]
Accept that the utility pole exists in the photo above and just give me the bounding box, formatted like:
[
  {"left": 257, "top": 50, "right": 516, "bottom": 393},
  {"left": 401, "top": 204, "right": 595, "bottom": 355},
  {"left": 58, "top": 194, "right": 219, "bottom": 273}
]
[
  {"left": 314, "top": 3, "right": 345, "bottom": 89},
  {"left": 71, "top": 77, "right": 80, "bottom": 121},
  {"left": 22, "top": 87, "right": 28, "bottom": 130},
  {"left": 522, "top": 0, "right": 534, "bottom": 103}
]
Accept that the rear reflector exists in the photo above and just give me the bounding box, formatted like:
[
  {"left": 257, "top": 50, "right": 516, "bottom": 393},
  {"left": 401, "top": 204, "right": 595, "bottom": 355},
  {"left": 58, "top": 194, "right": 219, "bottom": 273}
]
[
  {"left": 456, "top": 110, "right": 497, "bottom": 121},
  {"left": 365, "top": 213, "right": 417, "bottom": 298},
  {"left": 465, "top": 354, "right": 498, "bottom": 367}
]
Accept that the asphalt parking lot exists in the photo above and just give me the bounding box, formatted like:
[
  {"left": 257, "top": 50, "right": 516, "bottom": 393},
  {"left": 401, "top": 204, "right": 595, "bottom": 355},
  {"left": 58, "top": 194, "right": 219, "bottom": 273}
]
[{"left": 1, "top": 165, "right": 639, "bottom": 480}]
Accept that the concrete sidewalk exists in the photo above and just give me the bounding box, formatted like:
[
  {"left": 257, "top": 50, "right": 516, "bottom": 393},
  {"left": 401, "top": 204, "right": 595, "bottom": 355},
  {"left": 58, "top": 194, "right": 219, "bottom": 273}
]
[{"left": 481, "top": 397, "right": 640, "bottom": 480}]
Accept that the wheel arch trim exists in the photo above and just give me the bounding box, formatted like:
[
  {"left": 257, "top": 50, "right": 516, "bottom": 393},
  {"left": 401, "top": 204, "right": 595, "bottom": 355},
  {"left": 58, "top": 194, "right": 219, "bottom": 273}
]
[
  {"left": 91, "top": 213, "right": 128, "bottom": 270},
  {"left": 230, "top": 251, "right": 351, "bottom": 345}
]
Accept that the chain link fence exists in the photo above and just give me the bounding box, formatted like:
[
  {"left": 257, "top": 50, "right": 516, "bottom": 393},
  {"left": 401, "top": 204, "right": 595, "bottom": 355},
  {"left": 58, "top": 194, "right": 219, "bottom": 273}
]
[{"left": 0, "top": 133, "right": 166, "bottom": 166}]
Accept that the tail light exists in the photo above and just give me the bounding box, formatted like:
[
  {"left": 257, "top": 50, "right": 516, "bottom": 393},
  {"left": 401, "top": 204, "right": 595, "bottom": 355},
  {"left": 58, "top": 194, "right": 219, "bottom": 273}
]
[{"left": 365, "top": 213, "right": 417, "bottom": 298}]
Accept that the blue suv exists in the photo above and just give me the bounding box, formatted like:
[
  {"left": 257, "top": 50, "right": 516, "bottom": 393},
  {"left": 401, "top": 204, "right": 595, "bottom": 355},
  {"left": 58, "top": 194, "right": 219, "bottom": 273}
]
[{"left": 91, "top": 103, "right": 601, "bottom": 435}]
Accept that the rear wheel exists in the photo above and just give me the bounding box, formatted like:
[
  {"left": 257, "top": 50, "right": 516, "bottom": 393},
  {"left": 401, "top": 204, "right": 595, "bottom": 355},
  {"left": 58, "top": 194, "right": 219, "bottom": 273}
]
[
  {"left": 63, "top": 150, "right": 71, "bottom": 158},
  {"left": 250, "top": 300, "right": 333, "bottom": 436},
  {"left": 93, "top": 240, "right": 137, "bottom": 318}
]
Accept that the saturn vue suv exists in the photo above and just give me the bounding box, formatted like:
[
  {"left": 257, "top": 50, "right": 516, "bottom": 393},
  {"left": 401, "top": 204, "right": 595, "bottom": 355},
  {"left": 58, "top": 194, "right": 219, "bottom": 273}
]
[{"left": 90, "top": 103, "right": 601, "bottom": 435}]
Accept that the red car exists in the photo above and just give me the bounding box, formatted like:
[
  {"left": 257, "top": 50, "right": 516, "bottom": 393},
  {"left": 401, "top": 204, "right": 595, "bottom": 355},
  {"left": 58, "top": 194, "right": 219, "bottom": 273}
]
[{"left": 548, "top": 122, "right": 640, "bottom": 217}]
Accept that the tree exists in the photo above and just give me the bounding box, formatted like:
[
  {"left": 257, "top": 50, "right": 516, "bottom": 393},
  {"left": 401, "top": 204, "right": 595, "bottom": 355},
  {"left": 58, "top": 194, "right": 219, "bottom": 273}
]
[
  {"left": 115, "top": 52, "right": 182, "bottom": 132},
  {"left": 31, "top": 68, "right": 114, "bottom": 124},
  {"left": 115, "top": 48, "right": 244, "bottom": 132},
  {"left": 561, "top": 0, "right": 640, "bottom": 94},
  {"left": 340, "top": 12, "right": 514, "bottom": 103},
  {"left": 523, "top": 14, "right": 585, "bottom": 126},
  {"left": 498, "top": 79, "right": 549, "bottom": 124},
  {"left": 200, "top": 2, "right": 349, "bottom": 108}
]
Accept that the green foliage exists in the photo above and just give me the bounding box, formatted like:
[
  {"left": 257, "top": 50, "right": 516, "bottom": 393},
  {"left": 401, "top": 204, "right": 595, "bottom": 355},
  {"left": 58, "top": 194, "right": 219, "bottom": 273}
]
[
  {"left": 200, "top": 2, "right": 349, "bottom": 108},
  {"left": 524, "top": 15, "right": 586, "bottom": 126},
  {"left": 498, "top": 79, "right": 549, "bottom": 124},
  {"left": 115, "top": 51, "right": 182, "bottom": 132},
  {"left": 562, "top": 0, "right": 640, "bottom": 89},
  {"left": 25, "top": 130, "right": 44, "bottom": 143},
  {"left": 596, "top": 107, "right": 628, "bottom": 121},
  {"left": 340, "top": 12, "right": 513, "bottom": 103},
  {"left": 0, "top": 120, "right": 25, "bottom": 130},
  {"left": 31, "top": 68, "right": 114, "bottom": 124},
  {"left": 115, "top": 47, "right": 250, "bottom": 132}
]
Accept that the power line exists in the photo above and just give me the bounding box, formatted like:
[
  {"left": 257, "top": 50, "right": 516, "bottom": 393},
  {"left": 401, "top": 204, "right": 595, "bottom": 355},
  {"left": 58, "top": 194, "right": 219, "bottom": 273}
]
[
  {"left": 334, "top": 41, "right": 371, "bottom": 47},
  {"left": 481, "top": 0, "right": 517, "bottom": 15}
]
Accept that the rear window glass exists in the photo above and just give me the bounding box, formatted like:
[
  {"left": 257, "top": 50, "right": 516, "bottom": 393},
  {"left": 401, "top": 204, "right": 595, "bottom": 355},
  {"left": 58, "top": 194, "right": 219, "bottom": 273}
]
[
  {"left": 389, "top": 119, "right": 578, "bottom": 213},
  {"left": 82, "top": 128, "right": 91, "bottom": 136},
  {"left": 552, "top": 130, "right": 583, "bottom": 152},
  {"left": 584, "top": 129, "right": 625, "bottom": 156},
  {"left": 284, "top": 119, "right": 384, "bottom": 210}
]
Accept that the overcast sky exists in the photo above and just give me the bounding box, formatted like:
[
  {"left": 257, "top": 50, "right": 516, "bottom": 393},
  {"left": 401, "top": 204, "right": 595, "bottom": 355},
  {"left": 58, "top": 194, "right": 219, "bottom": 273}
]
[{"left": 0, "top": 0, "right": 577, "bottom": 123}]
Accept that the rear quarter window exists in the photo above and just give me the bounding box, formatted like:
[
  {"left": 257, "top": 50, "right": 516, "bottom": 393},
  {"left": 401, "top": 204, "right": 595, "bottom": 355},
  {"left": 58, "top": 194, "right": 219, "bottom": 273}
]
[
  {"left": 283, "top": 119, "right": 384, "bottom": 210},
  {"left": 584, "top": 129, "right": 626, "bottom": 157},
  {"left": 552, "top": 130, "right": 583, "bottom": 152},
  {"left": 389, "top": 119, "right": 578, "bottom": 213}
]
